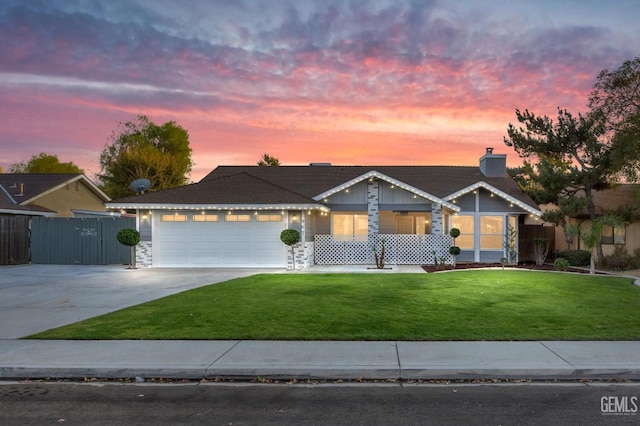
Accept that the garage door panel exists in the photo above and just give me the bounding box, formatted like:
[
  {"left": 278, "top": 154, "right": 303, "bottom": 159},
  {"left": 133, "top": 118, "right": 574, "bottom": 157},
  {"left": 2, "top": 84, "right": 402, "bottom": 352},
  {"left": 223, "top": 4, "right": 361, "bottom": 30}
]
[{"left": 154, "top": 214, "right": 287, "bottom": 267}]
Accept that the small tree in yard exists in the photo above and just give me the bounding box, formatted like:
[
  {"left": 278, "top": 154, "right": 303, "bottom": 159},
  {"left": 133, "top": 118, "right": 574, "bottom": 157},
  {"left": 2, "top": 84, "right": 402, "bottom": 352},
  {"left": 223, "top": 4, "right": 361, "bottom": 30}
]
[
  {"left": 373, "top": 238, "right": 386, "bottom": 269},
  {"left": 533, "top": 238, "right": 550, "bottom": 266},
  {"left": 569, "top": 213, "right": 624, "bottom": 274},
  {"left": 117, "top": 228, "right": 140, "bottom": 269},
  {"left": 449, "top": 228, "right": 461, "bottom": 269},
  {"left": 280, "top": 229, "right": 300, "bottom": 270}
]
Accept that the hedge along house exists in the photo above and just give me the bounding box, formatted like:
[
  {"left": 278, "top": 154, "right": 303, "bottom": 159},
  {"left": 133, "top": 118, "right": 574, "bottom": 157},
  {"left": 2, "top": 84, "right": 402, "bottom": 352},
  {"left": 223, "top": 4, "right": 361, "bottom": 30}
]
[{"left": 105, "top": 149, "right": 541, "bottom": 268}]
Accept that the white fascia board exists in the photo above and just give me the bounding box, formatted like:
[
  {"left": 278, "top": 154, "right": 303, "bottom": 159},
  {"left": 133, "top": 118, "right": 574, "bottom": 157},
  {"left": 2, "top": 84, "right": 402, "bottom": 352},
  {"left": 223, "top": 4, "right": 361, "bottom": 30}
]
[
  {"left": 444, "top": 181, "right": 542, "bottom": 216},
  {"left": 312, "top": 170, "right": 460, "bottom": 211},
  {"left": 105, "top": 203, "right": 331, "bottom": 212}
]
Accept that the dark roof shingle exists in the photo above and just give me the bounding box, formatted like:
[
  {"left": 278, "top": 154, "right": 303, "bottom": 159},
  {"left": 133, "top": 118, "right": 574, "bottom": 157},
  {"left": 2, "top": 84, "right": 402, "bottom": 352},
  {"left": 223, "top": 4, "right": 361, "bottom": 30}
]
[{"left": 111, "top": 165, "right": 539, "bottom": 210}]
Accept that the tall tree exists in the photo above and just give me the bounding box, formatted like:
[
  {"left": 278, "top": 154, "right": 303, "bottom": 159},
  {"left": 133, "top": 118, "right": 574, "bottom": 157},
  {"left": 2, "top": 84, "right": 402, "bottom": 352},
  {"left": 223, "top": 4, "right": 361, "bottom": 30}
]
[
  {"left": 99, "top": 115, "right": 193, "bottom": 199},
  {"left": 505, "top": 58, "right": 640, "bottom": 266},
  {"left": 9, "top": 152, "right": 83, "bottom": 174},
  {"left": 504, "top": 108, "right": 616, "bottom": 265},
  {"left": 257, "top": 153, "right": 280, "bottom": 166},
  {"left": 588, "top": 56, "right": 640, "bottom": 181}
]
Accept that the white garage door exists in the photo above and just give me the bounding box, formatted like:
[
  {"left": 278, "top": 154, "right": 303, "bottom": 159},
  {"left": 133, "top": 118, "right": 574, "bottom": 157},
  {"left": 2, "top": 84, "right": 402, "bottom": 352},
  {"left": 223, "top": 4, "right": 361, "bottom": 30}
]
[{"left": 153, "top": 212, "right": 287, "bottom": 267}]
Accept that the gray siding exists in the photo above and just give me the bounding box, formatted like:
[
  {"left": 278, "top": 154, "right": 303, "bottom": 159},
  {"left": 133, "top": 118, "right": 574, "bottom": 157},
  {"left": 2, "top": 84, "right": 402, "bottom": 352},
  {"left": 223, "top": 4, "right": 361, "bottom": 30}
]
[
  {"left": 478, "top": 188, "right": 518, "bottom": 212},
  {"left": 452, "top": 193, "right": 475, "bottom": 210},
  {"left": 314, "top": 213, "right": 331, "bottom": 235},
  {"left": 325, "top": 181, "right": 367, "bottom": 204},
  {"left": 480, "top": 250, "right": 505, "bottom": 263},
  {"left": 304, "top": 211, "right": 314, "bottom": 242},
  {"left": 139, "top": 209, "right": 152, "bottom": 241},
  {"left": 379, "top": 181, "right": 426, "bottom": 205}
]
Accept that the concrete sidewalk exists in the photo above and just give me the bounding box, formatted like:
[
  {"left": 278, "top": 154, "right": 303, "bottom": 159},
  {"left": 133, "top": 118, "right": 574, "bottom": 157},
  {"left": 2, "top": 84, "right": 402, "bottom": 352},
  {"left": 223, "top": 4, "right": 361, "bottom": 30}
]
[
  {"left": 1, "top": 264, "right": 639, "bottom": 382},
  {"left": 1, "top": 340, "right": 640, "bottom": 381}
]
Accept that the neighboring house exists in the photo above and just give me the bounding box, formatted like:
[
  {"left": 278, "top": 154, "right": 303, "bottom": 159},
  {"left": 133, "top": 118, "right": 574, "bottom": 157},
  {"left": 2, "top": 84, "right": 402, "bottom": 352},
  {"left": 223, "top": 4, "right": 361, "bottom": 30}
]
[
  {"left": 106, "top": 149, "right": 541, "bottom": 268},
  {"left": 0, "top": 173, "right": 111, "bottom": 217},
  {"left": 546, "top": 184, "right": 640, "bottom": 256}
]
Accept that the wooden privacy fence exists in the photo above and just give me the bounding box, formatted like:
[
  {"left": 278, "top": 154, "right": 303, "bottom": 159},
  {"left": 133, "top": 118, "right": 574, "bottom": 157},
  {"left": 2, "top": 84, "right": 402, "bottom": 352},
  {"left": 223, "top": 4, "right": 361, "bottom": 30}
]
[
  {"left": 30, "top": 217, "right": 136, "bottom": 265},
  {"left": 518, "top": 225, "right": 556, "bottom": 262},
  {"left": 0, "top": 216, "right": 30, "bottom": 265}
]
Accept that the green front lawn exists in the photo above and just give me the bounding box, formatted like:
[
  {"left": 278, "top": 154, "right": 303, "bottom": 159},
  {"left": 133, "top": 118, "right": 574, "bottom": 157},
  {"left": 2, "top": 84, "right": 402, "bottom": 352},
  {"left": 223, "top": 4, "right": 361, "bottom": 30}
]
[{"left": 29, "top": 271, "right": 640, "bottom": 341}]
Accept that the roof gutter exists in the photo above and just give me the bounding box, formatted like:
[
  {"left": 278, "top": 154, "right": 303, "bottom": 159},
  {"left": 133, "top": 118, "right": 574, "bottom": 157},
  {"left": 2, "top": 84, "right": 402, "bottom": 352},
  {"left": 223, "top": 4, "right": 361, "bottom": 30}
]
[{"left": 105, "top": 203, "right": 331, "bottom": 213}]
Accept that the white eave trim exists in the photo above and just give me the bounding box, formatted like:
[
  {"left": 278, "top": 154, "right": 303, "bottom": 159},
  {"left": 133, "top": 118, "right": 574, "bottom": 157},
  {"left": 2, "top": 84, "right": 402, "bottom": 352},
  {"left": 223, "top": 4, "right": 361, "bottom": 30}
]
[
  {"left": 105, "top": 203, "right": 331, "bottom": 212},
  {"left": 312, "top": 170, "right": 460, "bottom": 212},
  {"left": 444, "top": 181, "right": 542, "bottom": 216}
]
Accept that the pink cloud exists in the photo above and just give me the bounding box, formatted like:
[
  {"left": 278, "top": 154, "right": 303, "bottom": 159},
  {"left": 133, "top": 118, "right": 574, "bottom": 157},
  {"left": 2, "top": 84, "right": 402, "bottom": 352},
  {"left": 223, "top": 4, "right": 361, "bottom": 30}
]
[{"left": 0, "top": 0, "right": 637, "bottom": 183}]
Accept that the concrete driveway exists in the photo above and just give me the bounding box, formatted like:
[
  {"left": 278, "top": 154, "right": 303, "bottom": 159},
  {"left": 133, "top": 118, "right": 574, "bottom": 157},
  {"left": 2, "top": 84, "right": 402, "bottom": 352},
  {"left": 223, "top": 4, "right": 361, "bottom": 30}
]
[{"left": 0, "top": 265, "right": 275, "bottom": 339}]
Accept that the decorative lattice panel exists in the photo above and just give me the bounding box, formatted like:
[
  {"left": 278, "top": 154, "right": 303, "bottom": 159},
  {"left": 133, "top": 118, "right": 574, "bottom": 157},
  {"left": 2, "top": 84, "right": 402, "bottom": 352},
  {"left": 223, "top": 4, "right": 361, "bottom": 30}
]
[{"left": 314, "top": 234, "right": 454, "bottom": 265}]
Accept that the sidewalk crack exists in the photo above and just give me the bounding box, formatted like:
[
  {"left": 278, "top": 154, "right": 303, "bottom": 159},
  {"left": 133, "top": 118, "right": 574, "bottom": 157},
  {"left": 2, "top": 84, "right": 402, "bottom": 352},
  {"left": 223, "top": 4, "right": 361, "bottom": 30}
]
[
  {"left": 207, "top": 341, "right": 241, "bottom": 369},
  {"left": 395, "top": 341, "right": 403, "bottom": 386},
  {"left": 539, "top": 341, "right": 577, "bottom": 370}
]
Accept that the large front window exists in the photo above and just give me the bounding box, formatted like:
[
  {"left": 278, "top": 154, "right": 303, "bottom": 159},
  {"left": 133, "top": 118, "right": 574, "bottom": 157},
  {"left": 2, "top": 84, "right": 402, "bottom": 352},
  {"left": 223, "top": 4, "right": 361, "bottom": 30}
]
[
  {"left": 451, "top": 215, "right": 474, "bottom": 249},
  {"left": 332, "top": 213, "right": 368, "bottom": 240},
  {"left": 480, "top": 216, "right": 504, "bottom": 250}
]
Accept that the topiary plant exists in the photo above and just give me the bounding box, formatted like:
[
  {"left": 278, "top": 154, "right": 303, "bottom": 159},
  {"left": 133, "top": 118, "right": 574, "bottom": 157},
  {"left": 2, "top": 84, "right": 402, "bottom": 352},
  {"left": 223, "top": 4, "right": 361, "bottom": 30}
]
[
  {"left": 117, "top": 228, "right": 140, "bottom": 269},
  {"left": 449, "top": 228, "right": 461, "bottom": 268},
  {"left": 280, "top": 229, "right": 300, "bottom": 270},
  {"left": 449, "top": 228, "right": 460, "bottom": 239}
]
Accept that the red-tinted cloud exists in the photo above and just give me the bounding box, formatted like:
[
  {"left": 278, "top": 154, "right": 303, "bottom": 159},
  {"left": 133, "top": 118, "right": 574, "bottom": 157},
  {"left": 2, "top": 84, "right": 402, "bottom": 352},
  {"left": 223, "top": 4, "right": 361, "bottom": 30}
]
[{"left": 0, "top": 1, "right": 637, "bottom": 181}]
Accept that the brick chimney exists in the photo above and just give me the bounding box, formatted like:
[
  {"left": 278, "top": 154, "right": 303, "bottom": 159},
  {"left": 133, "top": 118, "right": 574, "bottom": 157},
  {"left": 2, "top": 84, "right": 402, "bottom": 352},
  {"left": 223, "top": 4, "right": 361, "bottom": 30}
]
[{"left": 479, "top": 148, "right": 507, "bottom": 177}]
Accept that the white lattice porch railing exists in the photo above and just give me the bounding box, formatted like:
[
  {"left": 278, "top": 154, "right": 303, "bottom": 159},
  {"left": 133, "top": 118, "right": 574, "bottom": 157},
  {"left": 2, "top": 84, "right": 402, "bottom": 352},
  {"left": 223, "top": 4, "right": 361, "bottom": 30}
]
[{"left": 313, "top": 234, "right": 455, "bottom": 265}]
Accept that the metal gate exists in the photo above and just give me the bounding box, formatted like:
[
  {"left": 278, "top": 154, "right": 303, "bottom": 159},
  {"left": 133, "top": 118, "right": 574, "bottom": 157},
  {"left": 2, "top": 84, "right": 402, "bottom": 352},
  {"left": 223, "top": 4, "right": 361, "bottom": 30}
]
[
  {"left": 0, "top": 216, "right": 30, "bottom": 265},
  {"left": 30, "top": 217, "right": 136, "bottom": 265}
]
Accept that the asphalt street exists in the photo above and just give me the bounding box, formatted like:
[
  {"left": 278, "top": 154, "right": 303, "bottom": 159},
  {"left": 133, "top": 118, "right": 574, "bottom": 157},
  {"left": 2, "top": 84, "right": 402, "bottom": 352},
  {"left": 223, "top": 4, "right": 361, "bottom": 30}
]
[{"left": 1, "top": 382, "right": 638, "bottom": 425}]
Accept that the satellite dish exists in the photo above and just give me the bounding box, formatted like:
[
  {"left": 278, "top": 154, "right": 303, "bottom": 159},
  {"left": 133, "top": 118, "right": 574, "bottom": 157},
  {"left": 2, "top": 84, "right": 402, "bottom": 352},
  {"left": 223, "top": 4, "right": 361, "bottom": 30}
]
[{"left": 129, "top": 178, "right": 151, "bottom": 194}]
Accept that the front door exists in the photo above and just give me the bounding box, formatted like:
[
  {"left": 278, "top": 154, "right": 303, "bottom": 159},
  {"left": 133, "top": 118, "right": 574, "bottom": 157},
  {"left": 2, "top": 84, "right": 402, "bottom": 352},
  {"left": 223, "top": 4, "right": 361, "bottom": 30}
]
[{"left": 396, "top": 216, "right": 414, "bottom": 234}]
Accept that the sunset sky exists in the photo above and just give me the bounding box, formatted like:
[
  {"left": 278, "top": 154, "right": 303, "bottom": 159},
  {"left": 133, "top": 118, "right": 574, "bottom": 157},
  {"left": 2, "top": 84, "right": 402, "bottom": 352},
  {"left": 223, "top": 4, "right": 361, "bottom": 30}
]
[{"left": 1, "top": 0, "right": 639, "bottom": 182}]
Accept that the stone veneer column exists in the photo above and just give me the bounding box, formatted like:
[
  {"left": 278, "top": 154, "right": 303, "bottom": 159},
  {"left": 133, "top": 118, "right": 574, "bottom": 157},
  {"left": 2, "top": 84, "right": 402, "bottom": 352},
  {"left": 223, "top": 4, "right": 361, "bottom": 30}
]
[
  {"left": 431, "top": 203, "right": 443, "bottom": 234},
  {"left": 135, "top": 241, "right": 153, "bottom": 267},
  {"left": 367, "top": 180, "right": 379, "bottom": 236}
]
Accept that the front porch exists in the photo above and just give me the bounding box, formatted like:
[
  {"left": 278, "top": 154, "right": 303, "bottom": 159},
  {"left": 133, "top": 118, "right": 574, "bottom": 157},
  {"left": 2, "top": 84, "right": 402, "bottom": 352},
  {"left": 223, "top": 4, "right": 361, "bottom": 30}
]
[
  {"left": 314, "top": 234, "right": 455, "bottom": 265},
  {"left": 286, "top": 234, "right": 456, "bottom": 269}
]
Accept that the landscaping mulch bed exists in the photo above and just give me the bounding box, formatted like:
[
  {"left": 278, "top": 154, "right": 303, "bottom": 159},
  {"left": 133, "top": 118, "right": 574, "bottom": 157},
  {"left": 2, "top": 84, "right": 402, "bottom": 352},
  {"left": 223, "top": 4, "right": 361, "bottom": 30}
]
[{"left": 421, "top": 262, "right": 601, "bottom": 274}]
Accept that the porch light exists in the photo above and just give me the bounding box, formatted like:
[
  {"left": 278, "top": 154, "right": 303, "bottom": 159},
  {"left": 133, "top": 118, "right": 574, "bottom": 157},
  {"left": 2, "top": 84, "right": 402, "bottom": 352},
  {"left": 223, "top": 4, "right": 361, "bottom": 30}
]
[{"left": 345, "top": 189, "right": 349, "bottom": 193}]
